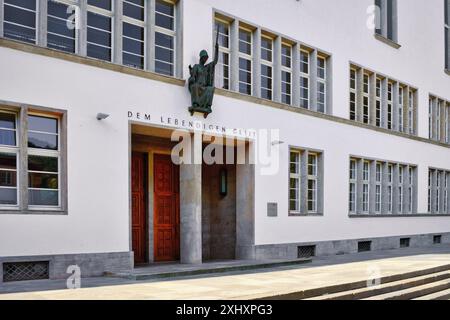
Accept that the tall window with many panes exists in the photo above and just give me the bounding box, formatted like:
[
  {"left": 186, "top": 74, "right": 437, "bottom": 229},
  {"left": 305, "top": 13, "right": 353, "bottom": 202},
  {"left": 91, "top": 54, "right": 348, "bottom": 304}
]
[
  {"left": 87, "top": 0, "right": 113, "bottom": 62},
  {"left": 123, "top": 0, "right": 146, "bottom": 70},
  {"left": 316, "top": 56, "right": 327, "bottom": 113},
  {"left": 0, "top": 112, "right": 18, "bottom": 207},
  {"left": 363, "top": 73, "right": 370, "bottom": 124},
  {"left": 47, "top": 0, "right": 77, "bottom": 53},
  {"left": 28, "top": 114, "right": 60, "bottom": 207},
  {"left": 281, "top": 43, "right": 292, "bottom": 105},
  {"left": 300, "top": 50, "right": 310, "bottom": 109},
  {"left": 261, "top": 36, "right": 273, "bottom": 100},
  {"left": 446, "top": 0, "right": 449, "bottom": 70},
  {"left": 215, "top": 19, "right": 230, "bottom": 90},
  {"left": 3, "top": 0, "right": 37, "bottom": 44},
  {"left": 154, "top": 0, "right": 176, "bottom": 76},
  {"left": 349, "top": 159, "right": 357, "bottom": 213},
  {"left": 349, "top": 68, "right": 357, "bottom": 121},
  {"left": 238, "top": 28, "right": 252, "bottom": 95}
]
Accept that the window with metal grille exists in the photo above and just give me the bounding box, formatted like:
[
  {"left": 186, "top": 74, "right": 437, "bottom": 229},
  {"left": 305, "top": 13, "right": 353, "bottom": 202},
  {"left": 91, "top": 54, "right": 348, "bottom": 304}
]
[
  {"left": 400, "top": 238, "right": 410, "bottom": 248},
  {"left": 3, "top": 261, "right": 49, "bottom": 282},
  {"left": 298, "top": 245, "right": 316, "bottom": 258},
  {"left": 434, "top": 235, "right": 442, "bottom": 244},
  {"left": 358, "top": 241, "right": 372, "bottom": 253}
]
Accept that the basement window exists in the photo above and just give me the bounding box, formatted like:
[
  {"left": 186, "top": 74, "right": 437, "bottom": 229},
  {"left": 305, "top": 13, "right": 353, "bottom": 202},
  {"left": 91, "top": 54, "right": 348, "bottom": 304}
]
[
  {"left": 298, "top": 245, "right": 316, "bottom": 258},
  {"left": 400, "top": 238, "right": 410, "bottom": 248},
  {"left": 358, "top": 241, "right": 372, "bottom": 253}
]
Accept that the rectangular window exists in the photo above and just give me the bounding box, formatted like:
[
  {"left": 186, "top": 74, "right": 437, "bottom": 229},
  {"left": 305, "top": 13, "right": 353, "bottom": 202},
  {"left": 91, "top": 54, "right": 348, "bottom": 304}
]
[
  {"left": 436, "top": 171, "right": 441, "bottom": 213},
  {"left": 3, "top": 0, "right": 37, "bottom": 44},
  {"left": 387, "top": 83, "right": 393, "bottom": 130},
  {"left": 350, "top": 69, "right": 357, "bottom": 121},
  {"left": 408, "top": 167, "right": 414, "bottom": 213},
  {"left": 387, "top": 164, "right": 393, "bottom": 213},
  {"left": 290, "top": 148, "right": 323, "bottom": 215},
  {"left": 155, "top": 0, "right": 176, "bottom": 76},
  {"left": 0, "top": 112, "right": 18, "bottom": 207},
  {"left": 362, "top": 161, "right": 370, "bottom": 213},
  {"left": 398, "top": 86, "right": 404, "bottom": 132},
  {"left": 307, "top": 154, "right": 318, "bottom": 213},
  {"left": 446, "top": 0, "right": 449, "bottom": 70},
  {"left": 215, "top": 19, "right": 230, "bottom": 90},
  {"left": 363, "top": 73, "right": 370, "bottom": 124},
  {"left": 87, "top": 2, "right": 113, "bottom": 62},
  {"left": 408, "top": 89, "right": 415, "bottom": 134},
  {"left": 289, "top": 150, "right": 300, "bottom": 213},
  {"left": 300, "top": 50, "right": 310, "bottom": 109},
  {"left": 122, "top": 0, "right": 146, "bottom": 70},
  {"left": 238, "top": 28, "right": 252, "bottom": 95},
  {"left": 28, "top": 114, "right": 60, "bottom": 208},
  {"left": 47, "top": 0, "right": 76, "bottom": 53},
  {"left": 261, "top": 36, "right": 273, "bottom": 100},
  {"left": 429, "top": 97, "right": 434, "bottom": 139},
  {"left": 281, "top": 44, "right": 292, "bottom": 105},
  {"left": 316, "top": 56, "right": 326, "bottom": 113},
  {"left": 375, "top": 78, "right": 382, "bottom": 127},
  {"left": 375, "top": 0, "right": 398, "bottom": 42},
  {"left": 398, "top": 166, "right": 404, "bottom": 213},
  {"left": 428, "top": 170, "right": 432, "bottom": 213},
  {"left": 375, "top": 163, "right": 382, "bottom": 213},
  {"left": 349, "top": 159, "right": 357, "bottom": 213},
  {"left": 437, "top": 100, "right": 442, "bottom": 141}
]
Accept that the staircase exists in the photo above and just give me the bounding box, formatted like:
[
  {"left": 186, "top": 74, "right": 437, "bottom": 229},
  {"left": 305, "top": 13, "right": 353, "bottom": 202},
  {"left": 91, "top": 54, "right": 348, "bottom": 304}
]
[
  {"left": 305, "top": 264, "right": 450, "bottom": 300},
  {"left": 258, "top": 264, "right": 450, "bottom": 300}
]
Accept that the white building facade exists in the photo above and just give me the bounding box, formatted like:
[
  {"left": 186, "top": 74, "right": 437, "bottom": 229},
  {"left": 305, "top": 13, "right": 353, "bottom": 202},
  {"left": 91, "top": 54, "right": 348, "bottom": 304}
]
[{"left": 0, "top": 0, "right": 450, "bottom": 282}]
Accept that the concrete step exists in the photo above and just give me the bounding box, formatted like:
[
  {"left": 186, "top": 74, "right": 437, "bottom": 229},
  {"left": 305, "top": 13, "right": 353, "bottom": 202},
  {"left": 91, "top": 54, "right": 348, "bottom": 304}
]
[
  {"left": 307, "top": 270, "right": 450, "bottom": 300},
  {"left": 364, "top": 278, "right": 450, "bottom": 300},
  {"left": 105, "top": 258, "right": 312, "bottom": 281},
  {"left": 413, "top": 288, "right": 450, "bottom": 300},
  {"left": 261, "top": 263, "right": 450, "bottom": 300}
]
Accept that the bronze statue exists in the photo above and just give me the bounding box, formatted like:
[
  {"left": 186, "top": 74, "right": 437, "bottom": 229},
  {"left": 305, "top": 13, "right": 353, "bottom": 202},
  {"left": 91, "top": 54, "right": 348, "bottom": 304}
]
[{"left": 188, "top": 30, "right": 219, "bottom": 118}]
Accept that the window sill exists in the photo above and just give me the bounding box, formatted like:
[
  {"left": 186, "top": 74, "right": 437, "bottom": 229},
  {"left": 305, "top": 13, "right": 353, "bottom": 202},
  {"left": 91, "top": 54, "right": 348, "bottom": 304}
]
[
  {"left": 0, "top": 209, "right": 67, "bottom": 216},
  {"left": 349, "top": 213, "right": 450, "bottom": 218},
  {"left": 289, "top": 213, "right": 324, "bottom": 217},
  {"left": 0, "top": 37, "right": 185, "bottom": 87},
  {"left": 374, "top": 33, "right": 401, "bottom": 49}
]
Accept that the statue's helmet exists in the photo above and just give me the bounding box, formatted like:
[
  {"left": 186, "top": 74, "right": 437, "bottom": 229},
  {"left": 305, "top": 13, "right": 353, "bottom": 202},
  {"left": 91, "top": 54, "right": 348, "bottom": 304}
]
[{"left": 199, "top": 50, "right": 209, "bottom": 59}]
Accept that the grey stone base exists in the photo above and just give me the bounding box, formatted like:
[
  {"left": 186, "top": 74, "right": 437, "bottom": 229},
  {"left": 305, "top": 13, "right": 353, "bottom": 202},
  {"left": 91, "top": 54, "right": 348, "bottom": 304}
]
[
  {"left": 0, "top": 251, "right": 133, "bottom": 284},
  {"left": 254, "top": 233, "right": 450, "bottom": 260}
]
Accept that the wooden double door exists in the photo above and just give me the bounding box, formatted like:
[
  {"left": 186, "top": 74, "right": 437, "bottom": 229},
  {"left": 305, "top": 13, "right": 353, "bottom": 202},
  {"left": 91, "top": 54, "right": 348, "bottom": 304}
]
[{"left": 132, "top": 152, "right": 180, "bottom": 264}]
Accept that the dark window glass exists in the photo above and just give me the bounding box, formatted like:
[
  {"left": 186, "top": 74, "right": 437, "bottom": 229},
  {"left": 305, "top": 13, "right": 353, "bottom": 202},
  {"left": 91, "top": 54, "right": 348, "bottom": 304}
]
[
  {"left": 29, "top": 190, "right": 59, "bottom": 206},
  {"left": 28, "top": 156, "right": 58, "bottom": 173},
  {"left": 0, "top": 188, "right": 17, "bottom": 205},
  {"left": 28, "top": 132, "right": 58, "bottom": 150},
  {"left": 123, "top": 0, "right": 145, "bottom": 21},
  {"left": 87, "top": 0, "right": 111, "bottom": 11},
  {"left": 29, "top": 116, "right": 58, "bottom": 134},
  {"left": 0, "top": 113, "right": 16, "bottom": 130},
  {"left": 375, "top": 0, "right": 382, "bottom": 34},
  {"left": 155, "top": 32, "right": 174, "bottom": 75},
  {"left": 29, "top": 173, "right": 58, "bottom": 189},
  {"left": 155, "top": 0, "right": 174, "bottom": 30},
  {"left": 4, "top": 0, "right": 37, "bottom": 43}
]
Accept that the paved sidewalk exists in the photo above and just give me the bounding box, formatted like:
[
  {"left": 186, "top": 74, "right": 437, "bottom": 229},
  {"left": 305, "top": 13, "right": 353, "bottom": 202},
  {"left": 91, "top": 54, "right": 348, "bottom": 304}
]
[{"left": 1, "top": 246, "right": 450, "bottom": 300}]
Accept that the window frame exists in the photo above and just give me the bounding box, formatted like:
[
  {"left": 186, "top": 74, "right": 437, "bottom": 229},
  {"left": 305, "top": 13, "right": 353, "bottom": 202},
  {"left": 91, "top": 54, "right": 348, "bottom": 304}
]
[
  {"left": 289, "top": 147, "right": 323, "bottom": 216},
  {"left": 0, "top": 105, "right": 67, "bottom": 215},
  {"left": 299, "top": 49, "right": 310, "bottom": 109},
  {"left": 122, "top": 0, "right": 147, "bottom": 70},
  {"left": 86, "top": 0, "right": 114, "bottom": 62},
  {"left": 0, "top": 110, "right": 19, "bottom": 209},
  {"left": 154, "top": 0, "right": 177, "bottom": 77},
  {"left": 260, "top": 35, "right": 273, "bottom": 101},
  {"left": 316, "top": 55, "right": 327, "bottom": 113},
  {"left": 281, "top": 42, "right": 292, "bottom": 105},
  {"left": 3, "top": 0, "right": 39, "bottom": 44},
  {"left": 215, "top": 18, "right": 230, "bottom": 90},
  {"left": 27, "top": 112, "right": 62, "bottom": 210},
  {"left": 238, "top": 26, "right": 253, "bottom": 96}
]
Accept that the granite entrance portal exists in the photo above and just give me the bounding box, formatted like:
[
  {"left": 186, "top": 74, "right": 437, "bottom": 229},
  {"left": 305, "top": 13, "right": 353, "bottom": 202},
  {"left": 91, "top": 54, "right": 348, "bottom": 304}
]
[{"left": 130, "top": 124, "right": 255, "bottom": 266}]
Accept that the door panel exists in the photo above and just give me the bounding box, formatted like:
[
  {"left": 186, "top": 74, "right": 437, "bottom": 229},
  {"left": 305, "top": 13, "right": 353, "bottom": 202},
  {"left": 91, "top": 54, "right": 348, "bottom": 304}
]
[
  {"left": 131, "top": 153, "right": 147, "bottom": 264},
  {"left": 154, "top": 154, "right": 180, "bottom": 262}
]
